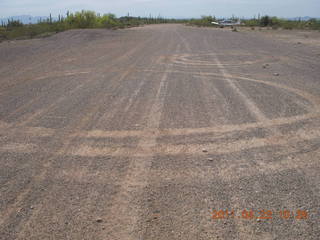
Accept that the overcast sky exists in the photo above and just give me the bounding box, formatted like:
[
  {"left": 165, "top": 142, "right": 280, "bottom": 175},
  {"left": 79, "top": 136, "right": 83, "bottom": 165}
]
[{"left": 1, "top": 0, "right": 319, "bottom": 19}]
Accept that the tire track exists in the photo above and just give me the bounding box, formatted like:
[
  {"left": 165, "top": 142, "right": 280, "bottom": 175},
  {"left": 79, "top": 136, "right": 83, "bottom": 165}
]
[
  {"left": 0, "top": 33, "right": 157, "bottom": 233},
  {"left": 99, "top": 31, "right": 179, "bottom": 240}
]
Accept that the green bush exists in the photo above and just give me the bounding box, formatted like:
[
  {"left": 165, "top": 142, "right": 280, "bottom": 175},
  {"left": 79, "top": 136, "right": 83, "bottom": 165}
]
[
  {"left": 99, "top": 14, "right": 117, "bottom": 28},
  {"left": 65, "top": 10, "right": 98, "bottom": 28},
  {"left": 260, "top": 16, "right": 271, "bottom": 27}
]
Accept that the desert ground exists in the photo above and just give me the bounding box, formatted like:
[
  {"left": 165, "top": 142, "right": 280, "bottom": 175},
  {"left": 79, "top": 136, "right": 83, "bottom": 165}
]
[{"left": 0, "top": 24, "right": 320, "bottom": 239}]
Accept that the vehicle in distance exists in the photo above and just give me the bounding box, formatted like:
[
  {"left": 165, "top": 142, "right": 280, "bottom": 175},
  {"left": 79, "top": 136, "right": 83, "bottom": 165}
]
[{"left": 212, "top": 19, "right": 241, "bottom": 27}]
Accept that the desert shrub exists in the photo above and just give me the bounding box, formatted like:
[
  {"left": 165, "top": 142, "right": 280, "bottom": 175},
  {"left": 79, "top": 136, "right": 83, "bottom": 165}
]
[
  {"left": 260, "top": 16, "right": 271, "bottom": 27},
  {"left": 6, "top": 20, "right": 24, "bottom": 29},
  {"left": 188, "top": 16, "right": 217, "bottom": 27},
  {"left": 242, "top": 15, "right": 320, "bottom": 30},
  {"left": 308, "top": 18, "right": 320, "bottom": 30},
  {"left": 243, "top": 19, "right": 260, "bottom": 27}
]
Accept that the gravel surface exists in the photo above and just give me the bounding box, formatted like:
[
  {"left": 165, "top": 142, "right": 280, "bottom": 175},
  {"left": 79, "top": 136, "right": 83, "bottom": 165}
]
[{"left": 0, "top": 24, "right": 319, "bottom": 239}]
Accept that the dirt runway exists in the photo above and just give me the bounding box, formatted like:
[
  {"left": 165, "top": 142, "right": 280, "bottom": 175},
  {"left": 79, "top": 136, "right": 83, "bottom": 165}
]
[{"left": 0, "top": 24, "right": 320, "bottom": 239}]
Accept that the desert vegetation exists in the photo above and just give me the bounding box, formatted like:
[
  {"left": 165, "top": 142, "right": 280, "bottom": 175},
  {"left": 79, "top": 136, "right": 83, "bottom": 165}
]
[
  {"left": 0, "top": 10, "right": 185, "bottom": 41},
  {"left": 243, "top": 16, "right": 320, "bottom": 30},
  {"left": 1, "top": 12, "right": 319, "bottom": 41},
  {"left": 186, "top": 15, "right": 320, "bottom": 31},
  {"left": 187, "top": 16, "right": 218, "bottom": 27}
]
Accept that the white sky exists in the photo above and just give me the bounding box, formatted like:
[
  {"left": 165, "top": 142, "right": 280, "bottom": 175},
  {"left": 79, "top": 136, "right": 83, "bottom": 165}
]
[{"left": 1, "top": 0, "right": 319, "bottom": 18}]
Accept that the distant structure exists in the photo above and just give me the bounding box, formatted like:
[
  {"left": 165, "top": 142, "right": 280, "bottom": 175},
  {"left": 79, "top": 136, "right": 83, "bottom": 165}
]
[{"left": 211, "top": 19, "right": 241, "bottom": 27}]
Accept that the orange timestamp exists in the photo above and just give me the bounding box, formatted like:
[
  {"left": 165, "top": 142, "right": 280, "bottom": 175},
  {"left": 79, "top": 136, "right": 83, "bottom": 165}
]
[{"left": 211, "top": 209, "right": 308, "bottom": 220}]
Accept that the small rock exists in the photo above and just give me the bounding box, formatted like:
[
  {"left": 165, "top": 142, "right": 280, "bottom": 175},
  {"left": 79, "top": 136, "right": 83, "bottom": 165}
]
[
  {"left": 96, "top": 218, "right": 103, "bottom": 223},
  {"left": 257, "top": 219, "right": 261, "bottom": 222},
  {"left": 30, "top": 206, "right": 34, "bottom": 209},
  {"left": 202, "top": 148, "right": 208, "bottom": 153},
  {"left": 273, "top": 73, "right": 279, "bottom": 76},
  {"left": 207, "top": 158, "right": 214, "bottom": 161}
]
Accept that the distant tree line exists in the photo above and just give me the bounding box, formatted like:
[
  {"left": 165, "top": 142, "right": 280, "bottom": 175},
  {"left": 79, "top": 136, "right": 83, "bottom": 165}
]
[
  {"left": 186, "top": 15, "right": 320, "bottom": 30},
  {"left": 1, "top": 12, "right": 319, "bottom": 41},
  {"left": 242, "top": 16, "right": 320, "bottom": 30},
  {"left": 0, "top": 10, "right": 186, "bottom": 41}
]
